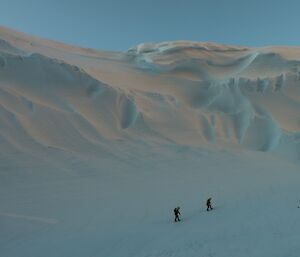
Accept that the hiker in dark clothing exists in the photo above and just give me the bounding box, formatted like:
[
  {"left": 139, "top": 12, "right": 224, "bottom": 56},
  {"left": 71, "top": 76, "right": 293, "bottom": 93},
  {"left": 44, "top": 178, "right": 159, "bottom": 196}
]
[
  {"left": 174, "top": 207, "right": 181, "bottom": 222},
  {"left": 206, "top": 198, "right": 213, "bottom": 211}
]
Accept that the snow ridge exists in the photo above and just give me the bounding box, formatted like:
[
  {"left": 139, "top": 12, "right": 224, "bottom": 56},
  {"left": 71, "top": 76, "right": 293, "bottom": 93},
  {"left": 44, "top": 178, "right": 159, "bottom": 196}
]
[{"left": 1, "top": 30, "right": 300, "bottom": 160}]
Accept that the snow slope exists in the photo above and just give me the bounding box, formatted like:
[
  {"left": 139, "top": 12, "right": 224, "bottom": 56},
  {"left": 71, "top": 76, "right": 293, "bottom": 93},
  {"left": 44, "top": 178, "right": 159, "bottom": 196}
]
[{"left": 1, "top": 26, "right": 300, "bottom": 257}]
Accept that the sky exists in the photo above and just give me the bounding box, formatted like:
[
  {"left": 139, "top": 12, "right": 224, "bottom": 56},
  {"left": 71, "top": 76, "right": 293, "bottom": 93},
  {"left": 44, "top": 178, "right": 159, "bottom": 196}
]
[{"left": 0, "top": 0, "right": 300, "bottom": 51}]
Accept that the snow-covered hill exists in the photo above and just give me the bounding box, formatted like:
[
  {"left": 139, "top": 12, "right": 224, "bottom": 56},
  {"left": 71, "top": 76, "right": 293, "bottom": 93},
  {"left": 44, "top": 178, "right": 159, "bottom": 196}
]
[{"left": 1, "top": 26, "right": 300, "bottom": 257}]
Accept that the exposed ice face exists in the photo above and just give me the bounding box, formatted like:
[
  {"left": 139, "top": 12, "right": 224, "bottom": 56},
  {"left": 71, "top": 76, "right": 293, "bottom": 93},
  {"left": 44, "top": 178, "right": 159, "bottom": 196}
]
[
  {"left": 0, "top": 55, "right": 6, "bottom": 68},
  {"left": 117, "top": 94, "right": 139, "bottom": 129},
  {"left": 128, "top": 41, "right": 254, "bottom": 81},
  {"left": 275, "top": 73, "right": 286, "bottom": 92},
  {"left": 256, "top": 78, "right": 271, "bottom": 93},
  {"left": 126, "top": 41, "right": 300, "bottom": 155},
  {"left": 128, "top": 41, "right": 249, "bottom": 55}
]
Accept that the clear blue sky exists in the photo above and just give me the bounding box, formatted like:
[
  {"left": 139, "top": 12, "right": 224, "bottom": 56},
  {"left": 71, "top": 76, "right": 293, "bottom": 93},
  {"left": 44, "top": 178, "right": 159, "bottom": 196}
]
[{"left": 0, "top": 0, "right": 299, "bottom": 51}]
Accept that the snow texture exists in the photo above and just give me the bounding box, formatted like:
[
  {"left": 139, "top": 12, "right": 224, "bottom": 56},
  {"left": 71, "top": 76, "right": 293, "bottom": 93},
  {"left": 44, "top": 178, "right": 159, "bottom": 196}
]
[{"left": 1, "top": 26, "right": 300, "bottom": 257}]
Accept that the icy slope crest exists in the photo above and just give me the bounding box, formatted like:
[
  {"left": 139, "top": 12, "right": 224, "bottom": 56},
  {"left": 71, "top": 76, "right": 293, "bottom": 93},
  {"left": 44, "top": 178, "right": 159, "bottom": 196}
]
[{"left": 0, "top": 30, "right": 300, "bottom": 160}]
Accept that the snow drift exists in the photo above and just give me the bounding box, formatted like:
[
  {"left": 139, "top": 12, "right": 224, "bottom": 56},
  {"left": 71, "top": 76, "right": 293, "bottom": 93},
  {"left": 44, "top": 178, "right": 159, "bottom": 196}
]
[
  {"left": 0, "top": 28, "right": 300, "bottom": 160},
  {"left": 1, "top": 26, "right": 300, "bottom": 257}
]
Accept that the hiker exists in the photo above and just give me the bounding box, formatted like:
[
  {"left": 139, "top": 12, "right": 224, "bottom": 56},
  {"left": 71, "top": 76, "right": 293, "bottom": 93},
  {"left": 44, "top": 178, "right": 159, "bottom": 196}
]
[
  {"left": 206, "top": 198, "right": 213, "bottom": 211},
  {"left": 174, "top": 207, "right": 181, "bottom": 222}
]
